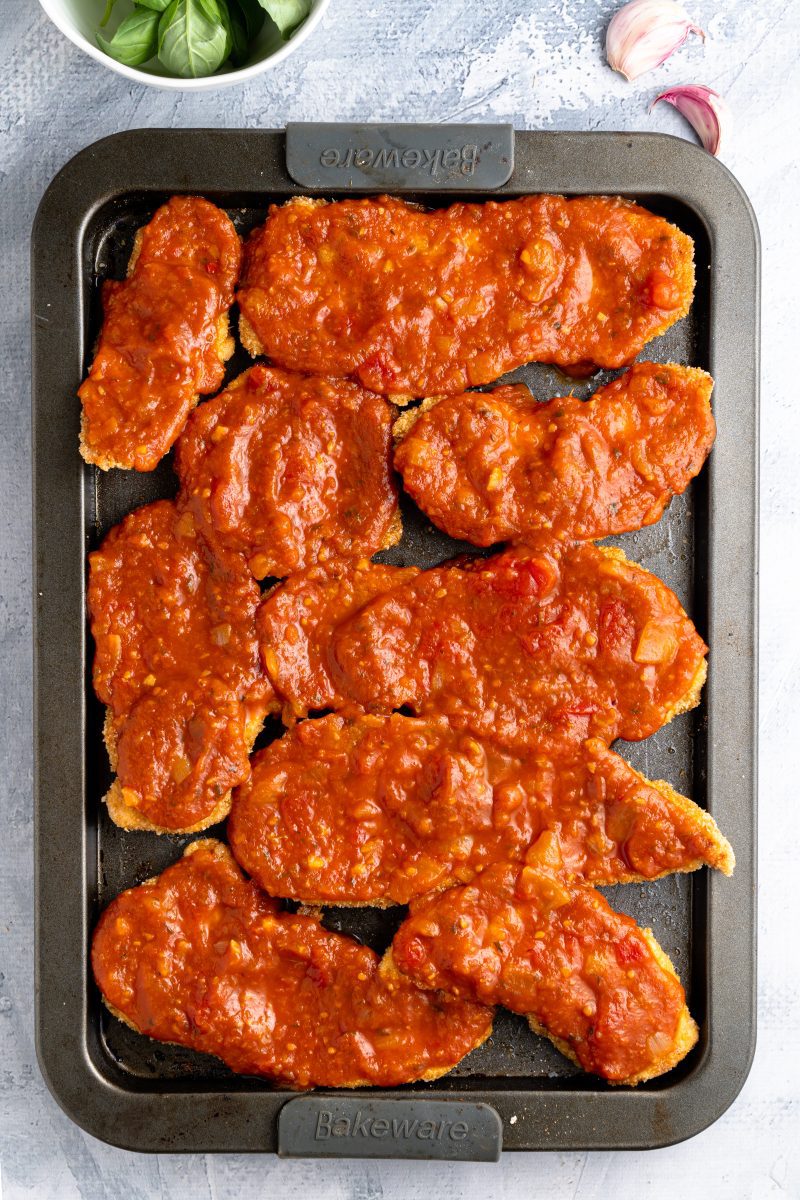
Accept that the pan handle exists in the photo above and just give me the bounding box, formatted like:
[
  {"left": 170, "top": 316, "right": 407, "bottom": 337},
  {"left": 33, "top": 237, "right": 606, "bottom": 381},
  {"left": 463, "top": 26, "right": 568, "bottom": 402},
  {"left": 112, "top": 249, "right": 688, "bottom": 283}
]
[
  {"left": 285, "top": 122, "right": 515, "bottom": 192},
  {"left": 278, "top": 1096, "right": 503, "bottom": 1160}
]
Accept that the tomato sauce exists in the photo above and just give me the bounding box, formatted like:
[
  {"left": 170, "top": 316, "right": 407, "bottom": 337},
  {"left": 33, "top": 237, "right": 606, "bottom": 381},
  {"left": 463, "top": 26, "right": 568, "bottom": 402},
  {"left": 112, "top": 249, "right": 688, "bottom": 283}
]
[
  {"left": 79, "top": 196, "right": 241, "bottom": 471},
  {"left": 175, "top": 364, "right": 400, "bottom": 579},
  {"left": 228, "top": 713, "right": 733, "bottom": 905},
  {"left": 258, "top": 543, "right": 707, "bottom": 748},
  {"left": 256, "top": 559, "right": 418, "bottom": 719},
  {"left": 91, "top": 841, "right": 493, "bottom": 1087},
  {"left": 238, "top": 195, "right": 695, "bottom": 395},
  {"left": 88, "top": 501, "right": 271, "bottom": 829},
  {"left": 395, "top": 362, "right": 715, "bottom": 546},
  {"left": 391, "top": 859, "right": 696, "bottom": 1084}
]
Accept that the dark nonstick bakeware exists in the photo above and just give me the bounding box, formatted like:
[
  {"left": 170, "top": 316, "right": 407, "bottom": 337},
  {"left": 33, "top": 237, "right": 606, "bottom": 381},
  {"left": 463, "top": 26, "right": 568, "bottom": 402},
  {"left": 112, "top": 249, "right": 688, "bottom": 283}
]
[{"left": 32, "top": 126, "right": 759, "bottom": 1155}]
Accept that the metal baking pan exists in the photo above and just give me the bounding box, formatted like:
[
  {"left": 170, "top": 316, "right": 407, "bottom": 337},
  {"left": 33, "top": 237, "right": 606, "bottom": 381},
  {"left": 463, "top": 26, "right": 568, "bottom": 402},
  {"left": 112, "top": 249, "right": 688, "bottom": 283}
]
[{"left": 32, "top": 125, "right": 759, "bottom": 1155}]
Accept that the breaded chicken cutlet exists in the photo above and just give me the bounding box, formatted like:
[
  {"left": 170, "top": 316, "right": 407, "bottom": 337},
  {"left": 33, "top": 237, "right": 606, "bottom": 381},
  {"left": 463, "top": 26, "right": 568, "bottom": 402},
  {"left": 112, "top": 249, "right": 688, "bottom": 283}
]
[
  {"left": 227, "top": 713, "right": 733, "bottom": 907},
  {"left": 257, "top": 542, "right": 708, "bottom": 749},
  {"left": 79, "top": 196, "right": 240, "bottom": 472},
  {"left": 237, "top": 194, "right": 695, "bottom": 395},
  {"left": 175, "top": 364, "right": 401, "bottom": 580},
  {"left": 394, "top": 362, "right": 716, "bottom": 547},
  {"left": 390, "top": 858, "right": 698, "bottom": 1086},
  {"left": 88, "top": 500, "right": 273, "bottom": 833},
  {"left": 92, "top": 840, "right": 493, "bottom": 1088}
]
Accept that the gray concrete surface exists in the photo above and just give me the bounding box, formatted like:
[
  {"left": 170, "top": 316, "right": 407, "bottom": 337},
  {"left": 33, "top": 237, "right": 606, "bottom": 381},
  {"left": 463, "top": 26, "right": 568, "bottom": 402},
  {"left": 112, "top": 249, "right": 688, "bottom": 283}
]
[{"left": 1, "top": 0, "right": 798, "bottom": 1195}]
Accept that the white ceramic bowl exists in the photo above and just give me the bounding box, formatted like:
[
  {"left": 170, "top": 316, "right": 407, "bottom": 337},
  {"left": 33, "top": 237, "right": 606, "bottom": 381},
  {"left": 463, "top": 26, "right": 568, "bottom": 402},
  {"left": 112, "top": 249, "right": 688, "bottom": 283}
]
[{"left": 37, "top": 0, "right": 330, "bottom": 90}]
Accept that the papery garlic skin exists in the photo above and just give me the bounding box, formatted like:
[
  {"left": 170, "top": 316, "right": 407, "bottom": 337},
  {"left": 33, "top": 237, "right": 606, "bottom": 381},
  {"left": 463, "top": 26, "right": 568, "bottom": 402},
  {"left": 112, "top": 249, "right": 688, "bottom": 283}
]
[
  {"left": 652, "top": 85, "right": 730, "bottom": 156},
  {"left": 606, "top": 0, "right": 705, "bottom": 82}
]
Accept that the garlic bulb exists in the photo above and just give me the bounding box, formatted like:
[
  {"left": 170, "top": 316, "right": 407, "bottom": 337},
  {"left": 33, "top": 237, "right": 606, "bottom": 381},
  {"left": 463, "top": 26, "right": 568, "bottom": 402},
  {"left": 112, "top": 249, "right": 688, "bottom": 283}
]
[
  {"left": 652, "top": 85, "right": 730, "bottom": 156},
  {"left": 606, "top": 0, "right": 705, "bottom": 82}
]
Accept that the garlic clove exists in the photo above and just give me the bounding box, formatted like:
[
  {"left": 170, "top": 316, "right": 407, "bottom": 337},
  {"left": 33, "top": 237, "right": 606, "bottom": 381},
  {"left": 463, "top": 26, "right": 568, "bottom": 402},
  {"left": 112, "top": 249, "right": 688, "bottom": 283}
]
[
  {"left": 606, "top": 0, "right": 705, "bottom": 82},
  {"left": 651, "top": 84, "right": 731, "bottom": 156}
]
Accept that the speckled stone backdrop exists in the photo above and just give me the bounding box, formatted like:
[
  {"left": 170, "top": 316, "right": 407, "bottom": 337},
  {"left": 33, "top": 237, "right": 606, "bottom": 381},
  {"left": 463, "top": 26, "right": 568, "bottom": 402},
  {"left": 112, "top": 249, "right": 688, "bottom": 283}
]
[{"left": 2, "top": 2, "right": 798, "bottom": 1197}]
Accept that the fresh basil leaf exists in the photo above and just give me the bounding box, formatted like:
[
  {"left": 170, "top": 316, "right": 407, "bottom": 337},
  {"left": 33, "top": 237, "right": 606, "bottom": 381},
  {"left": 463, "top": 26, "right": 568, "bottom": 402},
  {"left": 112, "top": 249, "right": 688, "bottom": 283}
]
[
  {"left": 135, "top": 0, "right": 173, "bottom": 10},
  {"left": 256, "top": 0, "right": 311, "bottom": 38},
  {"left": 215, "top": 0, "right": 234, "bottom": 61},
  {"left": 231, "top": 0, "right": 265, "bottom": 42},
  {"left": 158, "top": 0, "right": 229, "bottom": 77},
  {"left": 158, "top": 0, "right": 178, "bottom": 50},
  {"left": 217, "top": 0, "right": 251, "bottom": 65},
  {"left": 97, "top": 7, "right": 160, "bottom": 66},
  {"left": 195, "top": 0, "right": 223, "bottom": 21},
  {"left": 99, "top": 0, "right": 118, "bottom": 28},
  {"left": 226, "top": 3, "right": 250, "bottom": 64}
]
